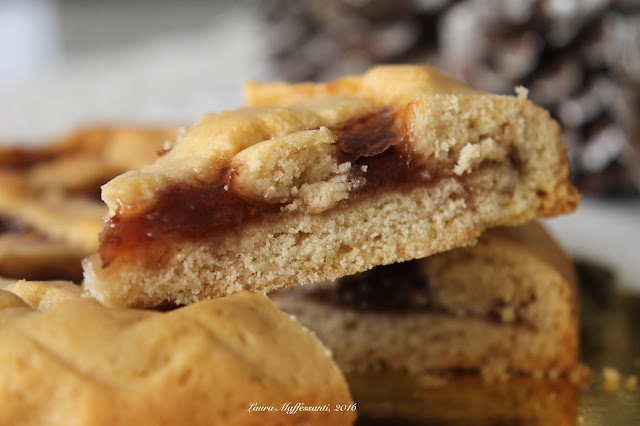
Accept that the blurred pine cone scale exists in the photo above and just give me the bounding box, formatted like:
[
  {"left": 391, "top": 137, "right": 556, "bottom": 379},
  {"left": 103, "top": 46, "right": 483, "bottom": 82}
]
[{"left": 260, "top": 0, "right": 640, "bottom": 196}]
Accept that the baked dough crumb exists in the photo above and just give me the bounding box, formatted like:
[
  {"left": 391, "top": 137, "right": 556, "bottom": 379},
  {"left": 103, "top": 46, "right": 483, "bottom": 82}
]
[
  {"left": 417, "top": 374, "right": 448, "bottom": 389},
  {"left": 547, "top": 368, "right": 560, "bottom": 381},
  {"left": 602, "top": 366, "right": 621, "bottom": 391},
  {"left": 454, "top": 137, "right": 507, "bottom": 176},
  {"left": 624, "top": 375, "right": 637, "bottom": 391},
  {"left": 568, "top": 364, "right": 591, "bottom": 385},
  {"left": 515, "top": 86, "right": 529, "bottom": 100},
  {"left": 480, "top": 360, "right": 509, "bottom": 383}
]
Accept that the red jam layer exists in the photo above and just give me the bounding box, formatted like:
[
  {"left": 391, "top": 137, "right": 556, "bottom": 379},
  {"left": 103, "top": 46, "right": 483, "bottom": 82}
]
[
  {"left": 97, "top": 109, "right": 430, "bottom": 267},
  {"left": 307, "top": 260, "right": 430, "bottom": 312}
]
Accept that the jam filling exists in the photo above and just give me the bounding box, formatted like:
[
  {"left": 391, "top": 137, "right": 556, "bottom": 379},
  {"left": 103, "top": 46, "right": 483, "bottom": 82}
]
[
  {"left": 333, "top": 108, "right": 406, "bottom": 161},
  {"left": 99, "top": 172, "right": 284, "bottom": 266},
  {"left": 309, "top": 261, "right": 431, "bottom": 312},
  {"left": 98, "top": 108, "right": 427, "bottom": 267},
  {"left": 305, "top": 259, "right": 535, "bottom": 329},
  {"left": 97, "top": 105, "right": 524, "bottom": 269},
  {"left": 305, "top": 260, "right": 535, "bottom": 329}
]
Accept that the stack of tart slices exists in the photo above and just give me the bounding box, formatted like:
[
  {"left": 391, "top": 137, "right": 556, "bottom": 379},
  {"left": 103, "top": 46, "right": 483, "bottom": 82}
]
[{"left": 0, "top": 65, "right": 583, "bottom": 425}]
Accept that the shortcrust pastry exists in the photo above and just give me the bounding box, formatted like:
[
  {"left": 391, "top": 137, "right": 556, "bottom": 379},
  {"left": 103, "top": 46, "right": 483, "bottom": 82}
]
[
  {"left": 0, "top": 125, "right": 177, "bottom": 196},
  {"left": 0, "top": 281, "right": 353, "bottom": 426},
  {"left": 83, "top": 65, "right": 579, "bottom": 307},
  {"left": 271, "top": 221, "right": 579, "bottom": 378}
]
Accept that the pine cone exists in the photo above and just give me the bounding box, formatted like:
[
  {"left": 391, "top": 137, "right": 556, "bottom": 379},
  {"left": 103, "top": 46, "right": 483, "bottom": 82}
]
[{"left": 259, "top": 0, "right": 640, "bottom": 196}]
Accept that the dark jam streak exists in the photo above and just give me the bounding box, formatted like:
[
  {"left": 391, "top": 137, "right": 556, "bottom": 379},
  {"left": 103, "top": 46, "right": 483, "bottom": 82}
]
[
  {"left": 99, "top": 173, "right": 283, "bottom": 267},
  {"left": 98, "top": 109, "right": 422, "bottom": 267},
  {"left": 310, "top": 261, "right": 430, "bottom": 312},
  {"left": 333, "top": 108, "right": 406, "bottom": 160},
  {"left": 305, "top": 259, "right": 535, "bottom": 328}
]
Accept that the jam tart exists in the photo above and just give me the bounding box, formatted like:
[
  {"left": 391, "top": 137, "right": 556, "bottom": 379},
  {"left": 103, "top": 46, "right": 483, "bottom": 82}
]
[{"left": 84, "top": 65, "right": 579, "bottom": 307}]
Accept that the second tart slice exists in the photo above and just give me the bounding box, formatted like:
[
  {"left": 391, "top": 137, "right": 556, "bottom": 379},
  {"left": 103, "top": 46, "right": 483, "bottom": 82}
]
[{"left": 83, "top": 65, "right": 579, "bottom": 307}]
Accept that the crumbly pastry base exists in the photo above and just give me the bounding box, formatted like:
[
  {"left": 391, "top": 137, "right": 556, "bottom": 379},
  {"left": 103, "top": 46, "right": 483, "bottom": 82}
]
[
  {"left": 85, "top": 155, "right": 572, "bottom": 308},
  {"left": 84, "top": 65, "right": 579, "bottom": 307},
  {"left": 272, "top": 222, "right": 579, "bottom": 378},
  {"left": 0, "top": 283, "right": 353, "bottom": 426}
]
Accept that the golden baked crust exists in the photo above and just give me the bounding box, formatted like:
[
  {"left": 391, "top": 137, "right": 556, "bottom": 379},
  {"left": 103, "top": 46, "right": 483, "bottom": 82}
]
[
  {"left": 3, "top": 279, "right": 83, "bottom": 310},
  {"left": 245, "top": 65, "right": 579, "bottom": 216},
  {"left": 272, "top": 221, "right": 579, "bottom": 378},
  {"left": 244, "top": 64, "right": 480, "bottom": 107},
  {"left": 83, "top": 65, "right": 579, "bottom": 307},
  {"left": 0, "top": 125, "right": 177, "bottom": 195},
  {"left": 0, "top": 282, "right": 354, "bottom": 426}
]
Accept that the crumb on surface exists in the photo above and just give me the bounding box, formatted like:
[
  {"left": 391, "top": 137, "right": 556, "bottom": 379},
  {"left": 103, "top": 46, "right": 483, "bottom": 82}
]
[
  {"left": 624, "top": 375, "right": 637, "bottom": 391},
  {"left": 569, "top": 364, "right": 591, "bottom": 386},
  {"left": 602, "top": 367, "right": 621, "bottom": 391},
  {"left": 532, "top": 369, "right": 544, "bottom": 380},
  {"left": 417, "top": 374, "right": 448, "bottom": 389},
  {"left": 498, "top": 306, "right": 516, "bottom": 323},
  {"left": 547, "top": 368, "right": 560, "bottom": 381},
  {"left": 515, "top": 86, "right": 529, "bottom": 99},
  {"left": 480, "top": 361, "right": 509, "bottom": 383}
]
